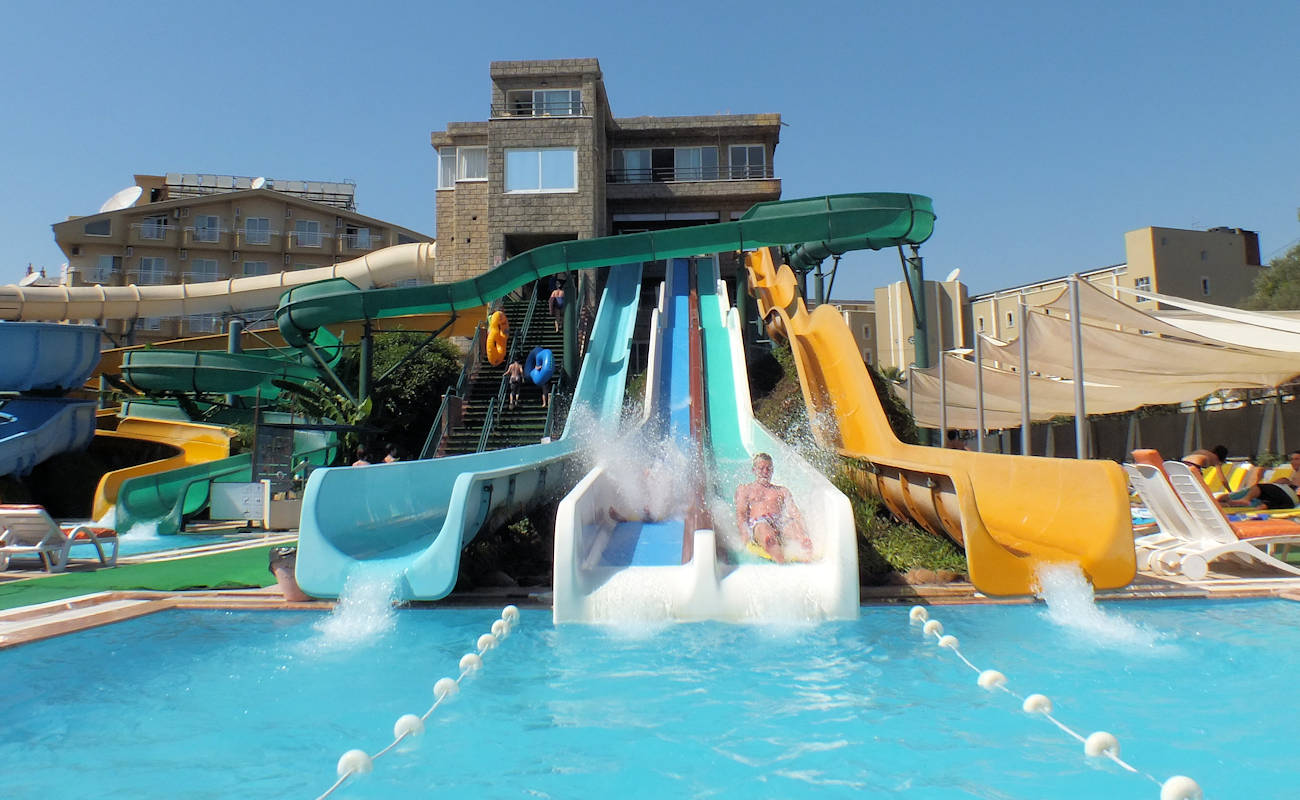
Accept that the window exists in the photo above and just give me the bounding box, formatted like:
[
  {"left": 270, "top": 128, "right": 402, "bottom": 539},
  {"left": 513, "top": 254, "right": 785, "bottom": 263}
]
[
  {"left": 140, "top": 317, "right": 163, "bottom": 331},
  {"left": 611, "top": 148, "right": 651, "bottom": 183},
  {"left": 1200, "top": 250, "right": 1208, "bottom": 261},
  {"left": 977, "top": 317, "right": 985, "bottom": 332},
  {"left": 194, "top": 215, "right": 221, "bottom": 243},
  {"left": 84, "top": 219, "right": 111, "bottom": 236},
  {"left": 140, "top": 216, "right": 168, "bottom": 240},
  {"left": 343, "top": 225, "right": 371, "bottom": 249},
  {"left": 294, "top": 219, "right": 322, "bottom": 247},
  {"left": 861, "top": 324, "right": 871, "bottom": 338},
  {"left": 729, "top": 145, "right": 766, "bottom": 179},
  {"left": 505, "top": 148, "right": 577, "bottom": 193},
  {"left": 1006, "top": 311, "right": 1015, "bottom": 328},
  {"left": 674, "top": 147, "right": 718, "bottom": 181},
  {"left": 89, "top": 255, "right": 121, "bottom": 284},
  {"left": 138, "top": 257, "right": 167, "bottom": 284},
  {"left": 242, "top": 261, "right": 269, "bottom": 276},
  {"left": 186, "top": 315, "right": 221, "bottom": 333},
  {"left": 506, "top": 88, "right": 581, "bottom": 116},
  {"left": 188, "top": 258, "right": 219, "bottom": 282},
  {"left": 438, "top": 146, "right": 487, "bottom": 188},
  {"left": 1134, "top": 276, "right": 1151, "bottom": 302},
  {"left": 1201, "top": 277, "right": 1211, "bottom": 296},
  {"left": 245, "top": 217, "right": 271, "bottom": 244}
]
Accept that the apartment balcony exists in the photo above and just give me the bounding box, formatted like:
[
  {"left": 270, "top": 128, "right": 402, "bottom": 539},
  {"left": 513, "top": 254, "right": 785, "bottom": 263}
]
[
  {"left": 338, "top": 231, "right": 387, "bottom": 253},
  {"left": 234, "top": 229, "right": 282, "bottom": 248},
  {"left": 182, "top": 271, "right": 224, "bottom": 283},
  {"left": 130, "top": 223, "right": 179, "bottom": 245},
  {"left": 127, "top": 271, "right": 175, "bottom": 286},
  {"left": 605, "top": 165, "right": 780, "bottom": 202},
  {"left": 490, "top": 100, "right": 588, "bottom": 118},
  {"left": 184, "top": 315, "right": 223, "bottom": 334},
  {"left": 182, "top": 226, "right": 230, "bottom": 247},
  {"left": 285, "top": 230, "right": 330, "bottom": 251}
]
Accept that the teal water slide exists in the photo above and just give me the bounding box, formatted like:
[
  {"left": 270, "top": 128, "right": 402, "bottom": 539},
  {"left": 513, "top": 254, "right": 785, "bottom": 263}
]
[{"left": 290, "top": 193, "right": 934, "bottom": 601}]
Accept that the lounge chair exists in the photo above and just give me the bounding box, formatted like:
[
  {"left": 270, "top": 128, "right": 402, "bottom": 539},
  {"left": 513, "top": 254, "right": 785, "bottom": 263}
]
[
  {"left": 1125, "top": 464, "right": 1300, "bottom": 580},
  {"left": 0, "top": 504, "right": 118, "bottom": 572}
]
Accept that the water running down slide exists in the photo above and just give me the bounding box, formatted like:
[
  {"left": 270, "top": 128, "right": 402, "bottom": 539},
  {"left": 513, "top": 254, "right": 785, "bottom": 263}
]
[
  {"left": 745, "top": 249, "right": 1135, "bottom": 596},
  {"left": 553, "top": 259, "right": 858, "bottom": 622}
]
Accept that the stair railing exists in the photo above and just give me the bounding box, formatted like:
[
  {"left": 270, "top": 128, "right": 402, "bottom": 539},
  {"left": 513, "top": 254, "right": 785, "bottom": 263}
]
[
  {"left": 476, "top": 397, "right": 497, "bottom": 453},
  {"left": 484, "top": 281, "right": 545, "bottom": 450},
  {"left": 420, "top": 322, "right": 484, "bottom": 458}
]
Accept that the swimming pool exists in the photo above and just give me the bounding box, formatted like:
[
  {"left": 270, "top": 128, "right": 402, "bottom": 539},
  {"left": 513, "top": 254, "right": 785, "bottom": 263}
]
[{"left": 2, "top": 598, "right": 1294, "bottom": 798}]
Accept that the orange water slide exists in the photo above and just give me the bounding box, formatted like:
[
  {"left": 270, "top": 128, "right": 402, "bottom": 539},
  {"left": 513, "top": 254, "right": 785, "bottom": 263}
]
[
  {"left": 91, "top": 418, "right": 238, "bottom": 521},
  {"left": 745, "top": 249, "right": 1135, "bottom": 595}
]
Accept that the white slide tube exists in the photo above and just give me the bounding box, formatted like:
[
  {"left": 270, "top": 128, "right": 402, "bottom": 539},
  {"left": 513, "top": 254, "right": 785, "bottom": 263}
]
[{"left": 0, "top": 242, "right": 436, "bottom": 322}]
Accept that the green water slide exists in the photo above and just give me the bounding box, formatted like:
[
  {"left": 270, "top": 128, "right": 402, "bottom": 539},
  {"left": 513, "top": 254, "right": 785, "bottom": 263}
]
[{"left": 290, "top": 193, "right": 934, "bottom": 602}]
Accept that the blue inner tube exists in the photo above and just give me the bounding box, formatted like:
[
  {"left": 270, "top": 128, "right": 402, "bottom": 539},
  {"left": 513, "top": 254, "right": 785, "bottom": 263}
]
[{"left": 525, "top": 346, "right": 554, "bottom": 385}]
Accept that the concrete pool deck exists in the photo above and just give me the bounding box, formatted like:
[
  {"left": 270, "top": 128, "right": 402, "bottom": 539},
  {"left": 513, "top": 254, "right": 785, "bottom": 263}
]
[{"left": 2, "top": 542, "right": 1299, "bottom": 649}]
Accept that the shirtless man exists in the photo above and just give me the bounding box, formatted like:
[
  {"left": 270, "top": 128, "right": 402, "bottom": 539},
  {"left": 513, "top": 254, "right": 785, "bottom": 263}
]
[
  {"left": 734, "top": 452, "right": 812, "bottom": 563},
  {"left": 549, "top": 284, "right": 565, "bottom": 332},
  {"left": 505, "top": 359, "right": 524, "bottom": 409}
]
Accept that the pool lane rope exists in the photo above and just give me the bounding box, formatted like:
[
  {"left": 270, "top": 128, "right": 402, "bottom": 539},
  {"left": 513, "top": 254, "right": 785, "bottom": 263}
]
[
  {"left": 908, "top": 606, "right": 1203, "bottom": 800},
  {"left": 315, "top": 605, "right": 521, "bottom": 800}
]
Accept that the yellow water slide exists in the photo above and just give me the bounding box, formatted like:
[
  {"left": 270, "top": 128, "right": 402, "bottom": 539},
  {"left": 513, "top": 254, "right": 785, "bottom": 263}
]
[
  {"left": 91, "top": 418, "right": 238, "bottom": 521},
  {"left": 745, "top": 249, "right": 1134, "bottom": 595}
]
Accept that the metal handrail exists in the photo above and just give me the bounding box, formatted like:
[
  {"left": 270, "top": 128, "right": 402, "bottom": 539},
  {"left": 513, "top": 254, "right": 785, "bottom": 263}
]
[
  {"left": 484, "top": 281, "right": 542, "bottom": 448},
  {"left": 605, "top": 164, "right": 774, "bottom": 184},
  {"left": 476, "top": 398, "right": 496, "bottom": 452},
  {"left": 490, "top": 101, "right": 588, "bottom": 118},
  {"left": 420, "top": 391, "right": 452, "bottom": 459}
]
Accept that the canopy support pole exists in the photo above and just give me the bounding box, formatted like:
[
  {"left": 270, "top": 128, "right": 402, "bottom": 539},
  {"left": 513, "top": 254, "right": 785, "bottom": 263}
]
[
  {"left": 974, "top": 333, "right": 985, "bottom": 453},
  {"left": 1018, "top": 299, "right": 1031, "bottom": 456},
  {"left": 1069, "top": 275, "right": 1088, "bottom": 459},
  {"left": 938, "top": 351, "right": 948, "bottom": 447}
]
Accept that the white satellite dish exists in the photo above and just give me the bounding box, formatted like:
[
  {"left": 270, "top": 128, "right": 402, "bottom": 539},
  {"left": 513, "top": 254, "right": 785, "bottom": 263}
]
[
  {"left": 98, "top": 185, "right": 143, "bottom": 213},
  {"left": 250, "top": 176, "right": 266, "bottom": 190},
  {"left": 944, "top": 268, "right": 961, "bottom": 283}
]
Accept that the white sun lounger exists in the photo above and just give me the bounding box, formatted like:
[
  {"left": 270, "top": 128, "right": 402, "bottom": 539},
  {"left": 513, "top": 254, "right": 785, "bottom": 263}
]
[
  {"left": 0, "top": 505, "right": 118, "bottom": 572},
  {"left": 1124, "top": 463, "right": 1300, "bottom": 580}
]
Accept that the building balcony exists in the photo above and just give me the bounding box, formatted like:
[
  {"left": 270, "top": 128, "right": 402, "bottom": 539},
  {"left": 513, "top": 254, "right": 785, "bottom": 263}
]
[
  {"left": 606, "top": 164, "right": 775, "bottom": 184},
  {"left": 183, "top": 227, "right": 229, "bottom": 246},
  {"left": 286, "top": 231, "right": 329, "bottom": 250},
  {"left": 127, "top": 271, "right": 175, "bottom": 286},
  {"left": 605, "top": 172, "right": 781, "bottom": 203},
  {"left": 130, "top": 223, "right": 178, "bottom": 245},
  {"left": 234, "top": 230, "right": 281, "bottom": 248},
  {"left": 182, "top": 271, "right": 223, "bottom": 283},
  {"left": 490, "top": 101, "right": 589, "bottom": 118}
]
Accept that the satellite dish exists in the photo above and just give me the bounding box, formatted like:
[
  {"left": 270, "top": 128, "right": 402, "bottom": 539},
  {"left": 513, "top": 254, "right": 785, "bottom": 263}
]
[
  {"left": 98, "top": 185, "right": 143, "bottom": 213},
  {"left": 944, "top": 268, "right": 961, "bottom": 283},
  {"left": 250, "top": 176, "right": 266, "bottom": 190}
]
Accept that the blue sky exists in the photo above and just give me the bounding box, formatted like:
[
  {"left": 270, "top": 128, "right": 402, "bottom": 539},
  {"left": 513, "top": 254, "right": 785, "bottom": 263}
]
[{"left": 2, "top": 0, "right": 1297, "bottom": 300}]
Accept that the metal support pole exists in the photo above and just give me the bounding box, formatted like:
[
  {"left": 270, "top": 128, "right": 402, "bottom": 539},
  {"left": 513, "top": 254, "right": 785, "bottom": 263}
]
[
  {"left": 358, "top": 318, "right": 373, "bottom": 402},
  {"left": 974, "top": 334, "right": 985, "bottom": 453},
  {"left": 907, "top": 363, "right": 915, "bottom": 418},
  {"left": 563, "top": 271, "right": 578, "bottom": 384},
  {"left": 735, "top": 255, "right": 748, "bottom": 361},
  {"left": 1068, "top": 275, "right": 1088, "bottom": 459},
  {"left": 813, "top": 262, "right": 825, "bottom": 307},
  {"left": 1018, "top": 299, "right": 1031, "bottom": 456},
  {"left": 938, "top": 351, "right": 948, "bottom": 447},
  {"left": 902, "top": 245, "right": 929, "bottom": 370},
  {"left": 226, "top": 319, "right": 244, "bottom": 409}
]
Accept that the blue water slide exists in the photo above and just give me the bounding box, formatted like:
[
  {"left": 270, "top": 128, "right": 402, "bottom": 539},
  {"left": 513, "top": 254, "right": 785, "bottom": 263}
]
[
  {"left": 294, "top": 263, "right": 644, "bottom": 601},
  {"left": 0, "top": 398, "right": 97, "bottom": 478},
  {"left": 0, "top": 322, "right": 102, "bottom": 392}
]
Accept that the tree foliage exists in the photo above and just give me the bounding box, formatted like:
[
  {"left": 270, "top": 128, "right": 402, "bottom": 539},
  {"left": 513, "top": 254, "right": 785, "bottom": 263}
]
[{"left": 1243, "top": 226, "right": 1300, "bottom": 310}]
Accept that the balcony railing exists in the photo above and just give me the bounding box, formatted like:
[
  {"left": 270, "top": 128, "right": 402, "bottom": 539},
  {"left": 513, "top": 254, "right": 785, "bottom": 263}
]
[
  {"left": 339, "top": 232, "right": 376, "bottom": 250},
  {"left": 185, "top": 315, "right": 222, "bottom": 333},
  {"left": 185, "top": 225, "right": 227, "bottom": 244},
  {"left": 239, "top": 229, "right": 278, "bottom": 246},
  {"left": 183, "top": 271, "right": 223, "bottom": 283},
  {"left": 287, "top": 231, "right": 327, "bottom": 248},
  {"left": 131, "top": 222, "right": 177, "bottom": 241},
  {"left": 606, "top": 164, "right": 775, "bottom": 184},
  {"left": 130, "top": 271, "right": 174, "bottom": 285},
  {"left": 490, "top": 100, "right": 588, "bottom": 118}
]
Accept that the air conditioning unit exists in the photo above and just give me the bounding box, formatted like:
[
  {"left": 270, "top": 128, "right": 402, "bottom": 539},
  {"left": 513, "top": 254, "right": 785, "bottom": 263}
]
[
  {"left": 231, "top": 251, "right": 241, "bottom": 262},
  {"left": 285, "top": 207, "right": 293, "bottom": 218},
  {"left": 125, "top": 246, "right": 133, "bottom": 256},
  {"left": 335, "top": 217, "right": 344, "bottom": 229},
  {"left": 233, "top": 207, "right": 241, "bottom": 218},
  {"left": 180, "top": 208, "right": 191, "bottom": 218},
  {"left": 179, "top": 249, "right": 188, "bottom": 261},
  {"left": 283, "top": 253, "right": 291, "bottom": 266}
]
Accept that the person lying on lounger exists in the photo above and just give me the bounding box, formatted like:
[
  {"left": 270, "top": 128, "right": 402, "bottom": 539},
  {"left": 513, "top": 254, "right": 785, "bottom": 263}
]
[{"left": 1221, "top": 450, "right": 1300, "bottom": 509}]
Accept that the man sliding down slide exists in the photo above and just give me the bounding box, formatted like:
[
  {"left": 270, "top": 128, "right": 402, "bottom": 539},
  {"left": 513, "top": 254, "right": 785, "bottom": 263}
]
[{"left": 734, "top": 452, "right": 813, "bottom": 563}]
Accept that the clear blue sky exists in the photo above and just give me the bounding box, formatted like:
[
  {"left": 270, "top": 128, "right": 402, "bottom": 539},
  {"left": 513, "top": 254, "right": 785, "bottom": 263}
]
[{"left": 3, "top": 0, "right": 1297, "bottom": 300}]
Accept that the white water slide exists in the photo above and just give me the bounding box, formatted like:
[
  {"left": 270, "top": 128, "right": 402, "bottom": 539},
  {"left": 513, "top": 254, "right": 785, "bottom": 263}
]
[
  {"left": 552, "top": 258, "right": 859, "bottom": 623},
  {"left": 0, "top": 243, "right": 438, "bottom": 322}
]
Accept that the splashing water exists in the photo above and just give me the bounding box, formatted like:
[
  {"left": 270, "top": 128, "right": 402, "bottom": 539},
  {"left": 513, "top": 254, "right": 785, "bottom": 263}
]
[
  {"left": 1034, "top": 563, "right": 1164, "bottom": 650},
  {"left": 309, "top": 567, "right": 401, "bottom": 650}
]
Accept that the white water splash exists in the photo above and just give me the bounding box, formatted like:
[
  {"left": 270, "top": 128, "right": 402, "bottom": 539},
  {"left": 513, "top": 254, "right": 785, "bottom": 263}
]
[
  {"left": 1034, "top": 563, "right": 1164, "bottom": 650},
  {"left": 309, "top": 567, "right": 401, "bottom": 650}
]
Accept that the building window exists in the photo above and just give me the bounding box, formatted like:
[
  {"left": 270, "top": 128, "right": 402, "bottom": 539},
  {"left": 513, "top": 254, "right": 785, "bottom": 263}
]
[
  {"left": 861, "top": 324, "right": 871, "bottom": 338},
  {"left": 1134, "top": 276, "right": 1151, "bottom": 301},
  {"left": 674, "top": 147, "right": 718, "bottom": 181},
  {"left": 186, "top": 315, "right": 221, "bottom": 333},
  {"left": 243, "top": 261, "right": 269, "bottom": 276},
  {"left": 438, "top": 148, "right": 457, "bottom": 189},
  {"left": 1201, "top": 277, "right": 1211, "bottom": 296},
  {"left": 610, "top": 149, "right": 651, "bottom": 183},
  {"left": 438, "top": 146, "right": 487, "bottom": 188},
  {"left": 729, "top": 144, "right": 767, "bottom": 179},
  {"left": 89, "top": 255, "right": 122, "bottom": 284},
  {"left": 84, "top": 219, "right": 111, "bottom": 236},
  {"left": 140, "top": 216, "right": 169, "bottom": 240},
  {"left": 506, "top": 88, "right": 581, "bottom": 116},
  {"left": 140, "top": 317, "right": 163, "bottom": 331},
  {"left": 294, "top": 219, "right": 322, "bottom": 247},
  {"left": 138, "top": 257, "right": 168, "bottom": 285},
  {"left": 977, "top": 316, "right": 985, "bottom": 332},
  {"left": 505, "top": 148, "right": 577, "bottom": 193},
  {"left": 1200, "top": 250, "right": 1208, "bottom": 261},
  {"left": 343, "top": 225, "right": 371, "bottom": 249},
  {"left": 245, "top": 217, "right": 271, "bottom": 244},
  {"left": 194, "top": 215, "right": 221, "bottom": 243},
  {"left": 188, "top": 258, "right": 219, "bottom": 282},
  {"left": 1006, "top": 311, "right": 1015, "bottom": 328}
]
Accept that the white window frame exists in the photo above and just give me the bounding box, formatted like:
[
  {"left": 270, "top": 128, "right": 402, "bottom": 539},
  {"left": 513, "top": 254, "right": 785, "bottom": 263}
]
[
  {"left": 1005, "top": 311, "right": 1015, "bottom": 328},
  {"left": 611, "top": 148, "right": 651, "bottom": 183},
  {"left": 140, "top": 216, "right": 168, "bottom": 240},
  {"left": 505, "top": 147, "right": 577, "bottom": 193},
  {"left": 1134, "top": 276, "right": 1152, "bottom": 302},
  {"left": 84, "top": 219, "right": 111, "bottom": 236},
  {"left": 728, "top": 144, "right": 766, "bottom": 179},
  {"left": 245, "top": 217, "right": 271, "bottom": 245},
  {"left": 294, "top": 219, "right": 322, "bottom": 247},
  {"left": 457, "top": 147, "right": 486, "bottom": 182},
  {"left": 188, "top": 258, "right": 219, "bottom": 282},
  {"left": 242, "top": 260, "right": 270, "bottom": 276},
  {"left": 90, "top": 255, "right": 121, "bottom": 284},
  {"left": 673, "top": 147, "right": 718, "bottom": 182},
  {"left": 138, "top": 257, "right": 168, "bottom": 285},
  {"left": 194, "top": 214, "right": 221, "bottom": 243},
  {"left": 438, "top": 148, "right": 457, "bottom": 189},
  {"left": 140, "top": 317, "right": 163, "bottom": 331},
  {"left": 507, "top": 88, "right": 581, "bottom": 116}
]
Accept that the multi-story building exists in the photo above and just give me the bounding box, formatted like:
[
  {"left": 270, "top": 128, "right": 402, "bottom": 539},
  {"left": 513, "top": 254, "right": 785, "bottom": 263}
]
[
  {"left": 850, "top": 224, "right": 1265, "bottom": 372},
  {"left": 430, "top": 58, "right": 782, "bottom": 285},
  {"left": 53, "top": 173, "right": 430, "bottom": 344}
]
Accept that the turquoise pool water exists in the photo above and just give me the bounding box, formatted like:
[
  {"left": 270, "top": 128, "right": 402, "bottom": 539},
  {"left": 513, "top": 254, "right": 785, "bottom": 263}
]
[{"left": 1, "top": 599, "right": 1295, "bottom": 798}]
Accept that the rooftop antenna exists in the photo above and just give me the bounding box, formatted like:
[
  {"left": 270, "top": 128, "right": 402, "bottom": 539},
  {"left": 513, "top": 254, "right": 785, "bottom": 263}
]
[
  {"left": 98, "top": 185, "right": 143, "bottom": 213},
  {"left": 250, "top": 176, "right": 266, "bottom": 189},
  {"left": 944, "top": 268, "right": 961, "bottom": 283}
]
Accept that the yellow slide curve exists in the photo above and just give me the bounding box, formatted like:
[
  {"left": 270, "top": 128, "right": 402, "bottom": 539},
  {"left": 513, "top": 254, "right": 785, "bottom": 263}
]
[
  {"left": 92, "top": 418, "right": 238, "bottom": 521},
  {"left": 746, "top": 249, "right": 1135, "bottom": 595}
]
